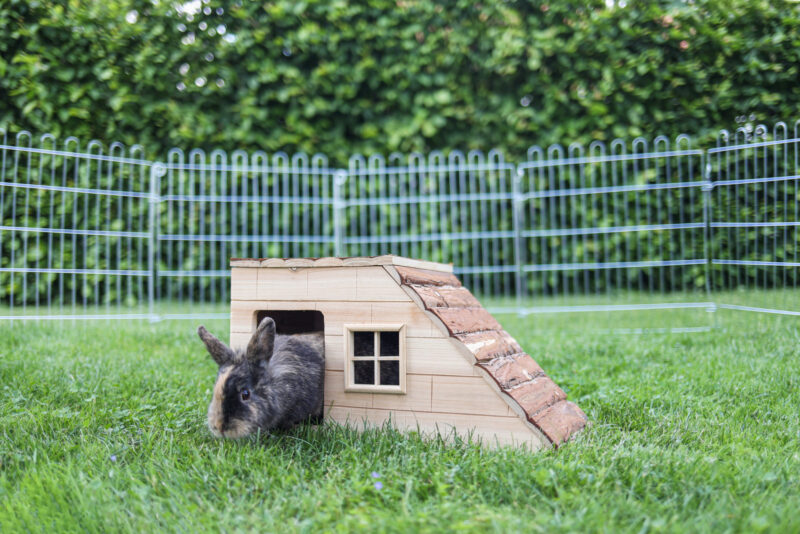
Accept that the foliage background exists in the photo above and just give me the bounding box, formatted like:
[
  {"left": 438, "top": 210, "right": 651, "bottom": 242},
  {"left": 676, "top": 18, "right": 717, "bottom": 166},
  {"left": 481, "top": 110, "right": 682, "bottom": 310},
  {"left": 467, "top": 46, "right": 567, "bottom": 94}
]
[
  {"left": 1, "top": 0, "right": 800, "bottom": 305},
  {"left": 1, "top": 0, "right": 799, "bottom": 163}
]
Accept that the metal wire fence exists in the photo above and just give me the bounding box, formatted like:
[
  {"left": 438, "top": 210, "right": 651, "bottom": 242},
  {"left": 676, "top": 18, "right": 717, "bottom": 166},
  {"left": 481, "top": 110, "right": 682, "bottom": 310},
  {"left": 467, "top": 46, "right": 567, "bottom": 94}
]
[{"left": 1, "top": 120, "right": 799, "bottom": 326}]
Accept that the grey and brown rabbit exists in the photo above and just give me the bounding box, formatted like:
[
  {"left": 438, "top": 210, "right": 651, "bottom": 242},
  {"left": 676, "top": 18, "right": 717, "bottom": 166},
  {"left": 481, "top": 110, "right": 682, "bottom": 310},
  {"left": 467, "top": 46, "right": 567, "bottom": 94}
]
[{"left": 197, "top": 317, "right": 324, "bottom": 438}]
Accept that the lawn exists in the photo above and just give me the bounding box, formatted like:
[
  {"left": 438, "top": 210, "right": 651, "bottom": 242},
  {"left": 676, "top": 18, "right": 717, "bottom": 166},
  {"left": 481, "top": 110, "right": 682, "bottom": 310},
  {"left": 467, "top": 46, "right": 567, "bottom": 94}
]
[{"left": 1, "top": 308, "right": 799, "bottom": 532}]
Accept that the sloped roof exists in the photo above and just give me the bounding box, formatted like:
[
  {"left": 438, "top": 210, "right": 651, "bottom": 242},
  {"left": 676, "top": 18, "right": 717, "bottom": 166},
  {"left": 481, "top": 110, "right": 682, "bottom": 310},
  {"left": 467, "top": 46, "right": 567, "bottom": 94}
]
[{"left": 389, "top": 265, "right": 587, "bottom": 447}]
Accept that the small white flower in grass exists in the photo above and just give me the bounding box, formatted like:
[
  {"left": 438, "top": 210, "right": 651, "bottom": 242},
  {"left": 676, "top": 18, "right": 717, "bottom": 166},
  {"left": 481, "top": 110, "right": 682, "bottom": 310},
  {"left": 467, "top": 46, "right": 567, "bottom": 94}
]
[
  {"left": 125, "top": 10, "right": 138, "bottom": 24},
  {"left": 374, "top": 481, "right": 383, "bottom": 490},
  {"left": 110, "top": 454, "right": 117, "bottom": 462}
]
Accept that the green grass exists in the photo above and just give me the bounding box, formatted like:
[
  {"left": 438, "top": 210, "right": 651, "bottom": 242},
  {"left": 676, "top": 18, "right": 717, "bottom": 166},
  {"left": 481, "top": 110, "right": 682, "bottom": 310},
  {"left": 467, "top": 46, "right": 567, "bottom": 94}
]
[{"left": 1, "top": 309, "right": 800, "bottom": 532}]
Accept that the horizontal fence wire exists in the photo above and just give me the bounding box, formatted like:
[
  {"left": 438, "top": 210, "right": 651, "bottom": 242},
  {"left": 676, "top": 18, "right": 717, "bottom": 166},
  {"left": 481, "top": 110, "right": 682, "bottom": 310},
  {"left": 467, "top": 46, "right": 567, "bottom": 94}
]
[
  {"left": 1, "top": 120, "right": 799, "bottom": 326},
  {"left": 709, "top": 121, "right": 800, "bottom": 315},
  {"left": 0, "top": 131, "right": 153, "bottom": 320}
]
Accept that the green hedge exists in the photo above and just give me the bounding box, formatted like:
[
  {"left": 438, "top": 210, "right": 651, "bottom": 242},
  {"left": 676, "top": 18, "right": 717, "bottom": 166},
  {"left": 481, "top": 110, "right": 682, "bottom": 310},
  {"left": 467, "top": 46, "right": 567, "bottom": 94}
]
[
  {"left": 2, "top": 0, "right": 800, "bottom": 305},
  {"left": 1, "top": 0, "right": 799, "bottom": 162}
]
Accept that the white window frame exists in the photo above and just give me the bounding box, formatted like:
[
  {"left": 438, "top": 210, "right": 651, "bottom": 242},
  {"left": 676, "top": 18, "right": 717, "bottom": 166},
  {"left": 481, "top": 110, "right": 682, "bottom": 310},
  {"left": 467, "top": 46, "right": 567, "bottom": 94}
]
[{"left": 343, "top": 324, "right": 406, "bottom": 394}]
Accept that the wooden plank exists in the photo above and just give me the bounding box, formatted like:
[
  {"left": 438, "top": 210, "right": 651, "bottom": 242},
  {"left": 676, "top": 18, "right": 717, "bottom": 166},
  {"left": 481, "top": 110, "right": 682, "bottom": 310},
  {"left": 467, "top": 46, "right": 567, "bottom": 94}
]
[
  {"left": 313, "top": 257, "right": 346, "bottom": 267},
  {"left": 533, "top": 401, "right": 588, "bottom": 446},
  {"left": 405, "top": 337, "right": 475, "bottom": 376},
  {"left": 307, "top": 267, "right": 358, "bottom": 301},
  {"left": 429, "top": 307, "right": 502, "bottom": 335},
  {"left": 231, "top": 268, "right": 259, "bottom": 300},
  {"left": 326, "top": 407, "right": 547, "bottom": 450},
  {"left": 394, "top": 266, "right": 461, "bottom": 287},
  {"left": 315, "top": 302, "right": 373, "bottom": 336},
  {"left": 454, "top": 330, "right": 523, "bottom": 361},
  {"left": 229, "top": 331, "right": 251, "bottom": 350},
  {"left": 370, "top": 302, "right": 442, "bottom": 338},
  {"left": 356, "top": 266, "right": 411, "bottom": 301},
  {"left": 323, "top": 335, "right": 344, "bottom": 370},
  {"left": 507, "top": 377, "right": 567, "bottom": 419},
  {"left": 230, "top": 301, "right": 258, "bottom": 333},
  {"left": 257, "top": 268, "right": 308, "bottom": 300},
  {"left": 478, "top": 353, "right": 544, "bottom": 390},
  {"left": 372, "top": 374, "right": 432, "bottom": 412},
  {"left": 232, "top": 256, "right": 452, "bottom": 271},
  {"left": 391, "top": 256, "right": 453, "bottom": 273},
  {"left": 324, "top": 370, "right": 373, "bottom": 408},
  {"left": 431, "top": 375, "right": 511, "bottom": 417},
  {"left": 229, "top": 259, "right": 261, "bottom": 268},
  {"left": 342, "top": 255, "right": 394, "bottom": 267},
  {"left": 411, "top": 286, "right": 482, "bottom": 310},
  {"left": 267, "top": 300, "right": 319, "bottom": 311},
  {"left": 326, "top": 405, "right": 368, "bottom": 424},
  {"left": 261, "top": 258, "right": 289, "bottom": 267}
]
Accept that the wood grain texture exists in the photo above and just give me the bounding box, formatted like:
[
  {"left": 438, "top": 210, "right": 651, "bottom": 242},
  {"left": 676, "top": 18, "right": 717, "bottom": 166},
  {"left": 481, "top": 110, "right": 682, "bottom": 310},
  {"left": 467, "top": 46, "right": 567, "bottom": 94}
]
[
  {"left": 355, "top": 266, "right": 412, "bottom": 301},
  {"left": 429, "top": 307, "right": 502, "bottom": 335},
  {"left": 533, "top": 401, "right": 588, "bottom": 446},
  {"left": 372, "top": 374, "right": 432, "bottom": 411},
  {"left": 230, "top": 268, "right": 258, "bottom": 300},
  {"left": 325, "top": 406, "right": 548, "bottom": 450},
  {"left": 453, "top": 330, "right": 523, "bottom": 361},
  {"left": 371, "top": 302, "right": 443, "bottom": 338},
  {"left": 506, "top": 377, "right": 567, "bottom": 419},
  {"left": 230, "top": 255, "right": 453, "bottom": 272},
  {"left": 394, "top": 266, "right": 462, "bottom": 287},
  {"left": 324, "top": 370, "right": 372, "bottom": 408},
  {"left": 229, "top": 332, "right": 251, "bottom": 350},
  {"left": 411, "top": 286, "right": 482, "bottom": 309},
  {"left": 478, "top": 354, "right": 544, "bottom": 389},
  {"left": 307, "top": 267, "right": 358, "bottom": 301},
  {"left": 323, "top": 335, "right": 345, "bottom": 370},
  {"left": 316, "top": 302, "right": 373, "bottom": 336},
  {"left": 431, "top": 375, "right": 512, "bottom": 417},
  {"left": 256, "top": 268, "right": 308, "bottom": 300},
  {"left": 230, "top": 301, "right": 257, "bottom": 333},
  {"left": 405, "top": 337, "right": 475, "bottom": 376}
]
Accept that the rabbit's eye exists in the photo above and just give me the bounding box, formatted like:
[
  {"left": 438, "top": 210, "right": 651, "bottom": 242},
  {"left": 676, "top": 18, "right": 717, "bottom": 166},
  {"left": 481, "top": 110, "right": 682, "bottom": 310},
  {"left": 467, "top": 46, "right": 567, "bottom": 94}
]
[{"left": 240, "top": 389, "right": 251, "bottom": 401}]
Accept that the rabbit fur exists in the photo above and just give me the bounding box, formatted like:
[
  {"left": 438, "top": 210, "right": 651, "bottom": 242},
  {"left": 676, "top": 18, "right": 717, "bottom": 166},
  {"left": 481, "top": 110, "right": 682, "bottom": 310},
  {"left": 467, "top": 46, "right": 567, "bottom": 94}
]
[{"left": 197, "top": 317, "right": 324, "bottom": 438}]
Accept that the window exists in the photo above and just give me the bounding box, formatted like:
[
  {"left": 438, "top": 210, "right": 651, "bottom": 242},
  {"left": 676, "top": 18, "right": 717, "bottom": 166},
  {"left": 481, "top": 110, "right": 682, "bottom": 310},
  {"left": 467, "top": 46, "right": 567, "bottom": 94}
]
[{"left": 344, "top": 324, "right": 406, "bottom": 393}]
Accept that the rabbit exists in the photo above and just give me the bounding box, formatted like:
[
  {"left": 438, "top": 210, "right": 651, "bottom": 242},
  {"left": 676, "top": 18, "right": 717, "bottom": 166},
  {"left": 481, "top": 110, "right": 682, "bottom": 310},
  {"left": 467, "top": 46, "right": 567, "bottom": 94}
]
[{"left": 197, "top": 317, "right": 325, "bottom": 438}]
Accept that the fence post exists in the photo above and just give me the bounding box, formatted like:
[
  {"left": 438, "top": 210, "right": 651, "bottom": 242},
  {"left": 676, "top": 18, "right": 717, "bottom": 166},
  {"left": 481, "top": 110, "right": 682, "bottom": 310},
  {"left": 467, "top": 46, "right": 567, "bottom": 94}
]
[
  {"left": 333, "top": 169, "right": 348, "bottom": 257},
  {"left": 512, "top": 167, "right": 525, "bottom": 314},
  {"left": 148, "top": 162, "right": 166, "bottom": 322},
  {"left": 702, "top": 157, "right": 717, "bottom": 323}
]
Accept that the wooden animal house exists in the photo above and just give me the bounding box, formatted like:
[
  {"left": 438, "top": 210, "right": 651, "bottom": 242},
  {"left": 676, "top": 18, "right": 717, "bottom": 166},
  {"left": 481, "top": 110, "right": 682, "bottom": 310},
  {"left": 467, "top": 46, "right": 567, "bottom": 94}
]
[{"left": 229, "top": 255, "right": 587, "bottom": 449}]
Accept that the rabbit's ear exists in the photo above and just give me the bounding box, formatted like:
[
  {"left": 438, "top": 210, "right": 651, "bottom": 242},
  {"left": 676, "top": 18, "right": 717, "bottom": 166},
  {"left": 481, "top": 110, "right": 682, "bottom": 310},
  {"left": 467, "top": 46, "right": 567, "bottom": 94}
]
[
  {"left": 246, "top": 317, "right": 275, "bottom": 364},
  {"left": 198, "top": 326, "right": 234, "bottom": 366}
]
